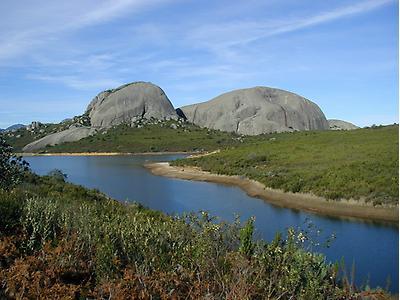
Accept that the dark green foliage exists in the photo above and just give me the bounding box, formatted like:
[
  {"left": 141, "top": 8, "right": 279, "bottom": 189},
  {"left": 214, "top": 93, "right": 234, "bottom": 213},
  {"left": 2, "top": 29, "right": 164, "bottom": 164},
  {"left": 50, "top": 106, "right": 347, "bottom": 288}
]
[
  {"left": 47, "top": 169, "right": 68, "bottom": 182},
  {"left": 173, "top": 125, "right": 399, "bottom": 205},
  {"left": 0, "top": 137, "right": 29, "bottom": 190},
  {"left": 239, "top": 217, "right": 255, "bottom": 257},
  {"left": 0, "top": 189, "right": 24, "bottom": 233}
]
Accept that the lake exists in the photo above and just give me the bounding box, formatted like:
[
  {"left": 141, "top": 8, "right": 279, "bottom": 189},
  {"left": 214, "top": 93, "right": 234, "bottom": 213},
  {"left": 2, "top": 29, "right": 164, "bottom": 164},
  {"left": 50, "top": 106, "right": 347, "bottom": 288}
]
[{"left": 25, "top": 154, "right": 399, "bottom": 292}]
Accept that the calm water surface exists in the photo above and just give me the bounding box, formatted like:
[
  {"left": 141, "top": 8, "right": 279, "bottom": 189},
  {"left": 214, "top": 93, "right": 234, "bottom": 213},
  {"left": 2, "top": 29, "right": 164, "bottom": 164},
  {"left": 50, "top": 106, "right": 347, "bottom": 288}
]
[{"left": 26, "top": 155, "right": 399, "bottom": 292}]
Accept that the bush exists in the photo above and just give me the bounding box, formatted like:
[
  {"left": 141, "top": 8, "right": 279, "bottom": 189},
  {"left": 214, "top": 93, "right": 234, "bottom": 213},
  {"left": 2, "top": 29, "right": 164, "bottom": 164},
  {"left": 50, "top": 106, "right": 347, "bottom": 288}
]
[
  {"left": 47, "top": 169, "right": 68, "bottom": 182},
  {"left": 0, "top": 137, "right": 29, "bottom": 190},
  {"left": 0, "top": 190, "right": 24, "bottom": 233}
]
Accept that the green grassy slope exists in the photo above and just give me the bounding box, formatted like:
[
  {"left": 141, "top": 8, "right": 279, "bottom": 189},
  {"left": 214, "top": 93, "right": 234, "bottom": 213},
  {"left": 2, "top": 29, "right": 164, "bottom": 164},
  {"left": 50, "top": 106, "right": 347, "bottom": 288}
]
[
  {"left": 173, "top": 125, "right": 399, "bottom": 205},
  {"left": 33, "top": 122, "right": 247, "bottom": 153}
]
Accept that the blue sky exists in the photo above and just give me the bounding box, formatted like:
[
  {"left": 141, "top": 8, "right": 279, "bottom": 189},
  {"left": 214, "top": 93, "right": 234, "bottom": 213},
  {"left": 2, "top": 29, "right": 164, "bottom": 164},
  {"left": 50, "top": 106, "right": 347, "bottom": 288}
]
[{"left": 0, "top": 0, "right": 398, "bottom": 128}]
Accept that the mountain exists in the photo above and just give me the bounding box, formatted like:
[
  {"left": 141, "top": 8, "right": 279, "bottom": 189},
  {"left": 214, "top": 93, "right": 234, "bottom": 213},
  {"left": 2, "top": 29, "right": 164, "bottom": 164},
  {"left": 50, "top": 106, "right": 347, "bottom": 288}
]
[
  {"left": 22, "top": 83, "right": 334, "bottom": 152},
  {"left": 4, "top": 124, "right": 25, "bottom": 132},
  {"left": 23, "top": 82, "right": 179, "bottom": 152},
  {"left": 179, "top": 87, "right": 329, "bottom": 135},
  {"left": 328, "top": 119, "right": 359, "bottom": 130},
  {"left": 87, "top": 82, "right": 178, "bottom": 127}
]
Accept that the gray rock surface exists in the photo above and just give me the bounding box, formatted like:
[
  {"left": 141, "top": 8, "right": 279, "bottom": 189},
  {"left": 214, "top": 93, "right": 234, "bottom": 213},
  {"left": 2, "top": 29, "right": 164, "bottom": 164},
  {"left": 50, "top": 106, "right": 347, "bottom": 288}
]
[
  {"left": 22, "top": 127, "right": 97, "bottom": 152},
  {"left": 87, "top": 82, "right": 178, "bottom": 127},
  {"left": 328, "top": 119, "right": 359, "bottom": 130},
  {"left": 179, "top": 87, "right": 329, "bottom": 135}
]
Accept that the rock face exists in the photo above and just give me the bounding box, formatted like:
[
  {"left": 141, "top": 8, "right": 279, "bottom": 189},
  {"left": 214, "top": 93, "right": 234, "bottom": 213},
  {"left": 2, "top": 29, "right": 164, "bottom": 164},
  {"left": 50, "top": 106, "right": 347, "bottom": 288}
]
[
  {"left": 328, "top": 119, "right": 359, "bottom": 130},
  {"left": 22, "top": 127, "right": 97, "bottom": 152},
  {"left": 179, "top": 87, "right": 329, "bottom": 135},
  {"left": 26, "top": 121, "right": 42, "bottom": 131},
  {"left": 87, "top": 82, "right": 178, "bottom": 127}
]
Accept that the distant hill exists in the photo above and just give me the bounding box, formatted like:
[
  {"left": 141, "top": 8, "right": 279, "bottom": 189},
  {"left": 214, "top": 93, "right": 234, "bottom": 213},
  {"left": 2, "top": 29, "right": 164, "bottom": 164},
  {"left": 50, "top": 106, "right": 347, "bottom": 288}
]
[
  {"left": 4, "top": 124, "right": 25, "bottom": 132},
  {"left": 328, "top": 119, "right": 359, "bottom": 130}
]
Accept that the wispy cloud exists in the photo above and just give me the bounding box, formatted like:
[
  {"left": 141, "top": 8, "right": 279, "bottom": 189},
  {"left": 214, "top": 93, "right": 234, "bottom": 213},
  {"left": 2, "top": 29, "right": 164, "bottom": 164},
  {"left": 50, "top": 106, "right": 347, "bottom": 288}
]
[
  {"left": 0, "top": 0, "right": 172, "bottom": 62},
  {"left": 187, "top": 0, "right": 394, "bottom": 54},
  {"left": 0, "top": 0, "right": 396, "bottom": 127},
  {"left": 27, "top": 74, "right": 124, "bottom": 91}
]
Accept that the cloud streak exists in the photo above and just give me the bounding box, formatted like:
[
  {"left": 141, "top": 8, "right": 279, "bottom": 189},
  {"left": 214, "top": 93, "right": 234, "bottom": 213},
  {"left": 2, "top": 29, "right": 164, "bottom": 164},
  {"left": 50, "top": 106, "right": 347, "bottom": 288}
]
[
  {"left": 188, "top": 0, "right": 395, "bottom": 52},
  {"left": 0, "top": 0, "right": 171, "bottom": 62}
]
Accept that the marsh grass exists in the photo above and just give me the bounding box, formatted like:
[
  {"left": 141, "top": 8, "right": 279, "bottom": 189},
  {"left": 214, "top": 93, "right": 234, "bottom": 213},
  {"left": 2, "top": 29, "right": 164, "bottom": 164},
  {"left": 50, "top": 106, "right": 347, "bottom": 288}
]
[{"left": 173, "top": 125, "right": 399, "bottom": 205}]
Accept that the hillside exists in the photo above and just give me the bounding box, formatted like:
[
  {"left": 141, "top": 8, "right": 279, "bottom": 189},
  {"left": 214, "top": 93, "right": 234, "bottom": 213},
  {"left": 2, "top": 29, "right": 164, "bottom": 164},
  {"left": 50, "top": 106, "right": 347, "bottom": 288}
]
[
  {"left": 1, "top": 117, "right": 90, "bottom": 152},
  {"left": 0, "top": 153, "right": 391, "bottom": 299},
  {"left": 172, "top": 125, "right": 399, "bottom": 206},
  {"left": 9, "top": 120, "right": 249, "bottom": 153}
]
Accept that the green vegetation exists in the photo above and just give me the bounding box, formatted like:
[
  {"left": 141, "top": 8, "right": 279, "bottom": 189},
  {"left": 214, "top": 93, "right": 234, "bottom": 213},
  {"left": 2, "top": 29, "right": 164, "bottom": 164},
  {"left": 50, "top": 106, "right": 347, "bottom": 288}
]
[
  {"left": 38, "top": 121, "right": 245, "bottom": 153},
  {"left": 2, "top": 115, "right": 90, "bottom": 152},
  {"left": 0, "top": 140, "right": 391, "bottom": 299},
  {"left": 0, "top": 138, "right": 29, "bottom": 190},
  {"left": 2, "top": 119, "right": 245, "bottom": 153},
  {"left": 173, "top": 125, "right": 399, "bottom": 206}
]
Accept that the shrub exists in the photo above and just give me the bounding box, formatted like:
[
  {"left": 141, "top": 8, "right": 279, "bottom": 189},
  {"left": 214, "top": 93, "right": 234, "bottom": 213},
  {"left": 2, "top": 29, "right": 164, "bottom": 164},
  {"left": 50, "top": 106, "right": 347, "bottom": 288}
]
[{"left": 0, "top": 137, "right": 29, "bottom": 190}]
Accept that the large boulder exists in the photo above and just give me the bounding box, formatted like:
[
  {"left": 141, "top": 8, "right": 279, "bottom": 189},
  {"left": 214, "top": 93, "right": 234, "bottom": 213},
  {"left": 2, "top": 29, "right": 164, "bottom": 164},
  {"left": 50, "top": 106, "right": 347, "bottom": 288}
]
[
  {"left": 22, "top": 127, "right": 97, "bottom": 152},
  {"left": 179, "top": 87, "right": 329, "bottom": 135},
  {"left": 87, "top": 82, "right": 178, "bottom": 127},
  {"left": 328, "top": 119, "right": 359, "bottom": 130}
]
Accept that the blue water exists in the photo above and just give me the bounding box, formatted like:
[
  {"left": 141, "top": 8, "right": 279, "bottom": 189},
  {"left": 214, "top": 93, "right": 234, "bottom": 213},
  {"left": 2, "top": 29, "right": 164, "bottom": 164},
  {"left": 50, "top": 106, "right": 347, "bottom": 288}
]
[{"left": 25, "top": 155, "right": 399, "bottom": 292}]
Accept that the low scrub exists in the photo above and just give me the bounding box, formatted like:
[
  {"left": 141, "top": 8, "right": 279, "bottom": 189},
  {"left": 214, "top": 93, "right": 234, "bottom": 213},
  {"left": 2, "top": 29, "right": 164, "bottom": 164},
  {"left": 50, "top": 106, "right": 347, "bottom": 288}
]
[
  {"left": 0, "top": 175, "right": 391, "bottom": 299},
  {"left": 173, "top": 125, "right": 399, "bottom": 206}
]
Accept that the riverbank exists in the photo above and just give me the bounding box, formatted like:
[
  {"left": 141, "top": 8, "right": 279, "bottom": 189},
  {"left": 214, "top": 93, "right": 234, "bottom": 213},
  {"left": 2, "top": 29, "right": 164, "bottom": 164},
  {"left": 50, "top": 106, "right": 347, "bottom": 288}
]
[
  {"left": 2, "top": 170, "right": 388, "bottom": 299},
  {"left": 145, "top": 162, "right": 399, "bottom": 223},
  {"left": 19, "top": 151, "right": 194, "bottom": 156}
]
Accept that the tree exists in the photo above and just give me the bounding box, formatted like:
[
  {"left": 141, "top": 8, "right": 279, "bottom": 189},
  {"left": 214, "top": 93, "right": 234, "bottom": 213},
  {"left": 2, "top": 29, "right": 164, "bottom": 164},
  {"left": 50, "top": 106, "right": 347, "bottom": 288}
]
[{"left": 0, "top": 137, "right": 29, "bottom": 190}]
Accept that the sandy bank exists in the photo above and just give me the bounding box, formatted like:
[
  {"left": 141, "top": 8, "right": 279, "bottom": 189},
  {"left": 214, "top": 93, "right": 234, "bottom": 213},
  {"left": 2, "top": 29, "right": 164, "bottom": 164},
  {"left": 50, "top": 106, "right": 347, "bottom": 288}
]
[
  {"left": 19, "top": 151, "right": 193, "bottom": 157},
  {"left": 145, "top": 162, "right": 398, "bottom": 223}
]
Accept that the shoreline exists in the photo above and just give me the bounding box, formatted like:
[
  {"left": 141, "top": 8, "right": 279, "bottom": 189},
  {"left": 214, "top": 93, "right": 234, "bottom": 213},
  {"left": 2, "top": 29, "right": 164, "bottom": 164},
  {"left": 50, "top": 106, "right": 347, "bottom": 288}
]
[
  {"left": 145, "top": 162, "right": 399, "bottom": 224},
  {"left": 18, "top": 151, "right": 194, "bottom": 157}
]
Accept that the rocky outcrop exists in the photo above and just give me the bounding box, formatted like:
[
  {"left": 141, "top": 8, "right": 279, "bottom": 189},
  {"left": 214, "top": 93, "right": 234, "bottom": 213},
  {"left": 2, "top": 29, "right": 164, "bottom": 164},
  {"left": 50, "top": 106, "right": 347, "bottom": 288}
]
[
  {"left": 26, "top": 122, "right": 42, "bottom": 131},
  {"left": 21, "top": 83, "right": 334, "bottom": 151},
  {"left": 87, "top": 82, "right": 178, "bottom": 127},
  {"left": 22, "top": 82, "right": 179, "bottom": 151},
  {"left": 22, "top": 127, "right": 97, "bottom": 152},
  {"left": 328, "top": 119, "right": 359, "bottom": 131},
  {"left": 179, "top": 87, "right": 329, "bottom": 135}
]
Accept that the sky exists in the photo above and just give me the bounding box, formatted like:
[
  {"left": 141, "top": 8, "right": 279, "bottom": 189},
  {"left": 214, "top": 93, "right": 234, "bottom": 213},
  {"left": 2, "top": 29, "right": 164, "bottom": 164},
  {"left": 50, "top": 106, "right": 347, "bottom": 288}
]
[{"left": 0, "top": 0, "right": 398, "bottom": 128}]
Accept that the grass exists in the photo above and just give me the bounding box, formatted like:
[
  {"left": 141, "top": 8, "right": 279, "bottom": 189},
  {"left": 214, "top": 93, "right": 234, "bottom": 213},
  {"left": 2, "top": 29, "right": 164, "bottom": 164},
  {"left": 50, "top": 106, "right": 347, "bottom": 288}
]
[
  {"left": 172, "top": 125, "right": 399, "bottom": 206},
  {"left": 34, "top": 121, "right": 246, "bottom": 153},
  {"left": 0, "top": 172, "right": 391, "bottom": 299}
]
